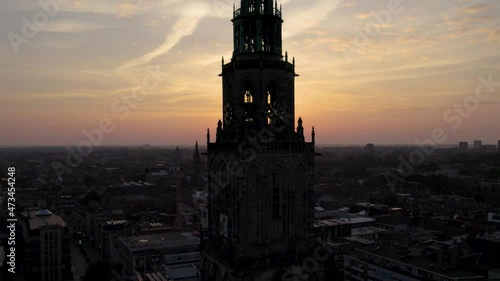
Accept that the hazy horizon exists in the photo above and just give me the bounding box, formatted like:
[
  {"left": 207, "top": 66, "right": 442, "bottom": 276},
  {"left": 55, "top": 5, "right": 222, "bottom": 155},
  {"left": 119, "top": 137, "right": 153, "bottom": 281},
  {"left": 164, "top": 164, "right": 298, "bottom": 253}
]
[
  {"left": 0, "top": 143, "right": 496, "bottom": 149},
  {"left": 1, "top": 0, "right": 499, "bottom": 146}
]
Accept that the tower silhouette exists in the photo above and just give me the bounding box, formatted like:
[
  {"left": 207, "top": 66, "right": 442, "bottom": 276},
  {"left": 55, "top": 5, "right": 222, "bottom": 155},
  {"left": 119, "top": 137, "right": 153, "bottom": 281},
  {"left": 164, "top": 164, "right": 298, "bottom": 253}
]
[
  {"left": 193, "top": 141, "right": 201, "bottom": 188},
  {"left": 201, "top": 1, "right": 318, "bottom": 280},
  {"left": 173, "top": 145, "right": 183, "bottom": 166}
]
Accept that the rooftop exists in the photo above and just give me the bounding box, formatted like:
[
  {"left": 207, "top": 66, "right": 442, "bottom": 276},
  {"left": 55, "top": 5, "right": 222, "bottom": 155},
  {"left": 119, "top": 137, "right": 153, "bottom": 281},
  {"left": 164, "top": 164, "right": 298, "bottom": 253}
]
[
  {"left": 349, "top": 247, "right": 484, "bottom": 279},
  {"left": 351, "top": 226, "right": 388, "bottom": 236},
  {"left": 314, "top": 217, "right": 374, "bottom": 228},
  {"left": 479, "top": 231, "right": 500, "bottom": 242},
  {"left": 376, "top": 215, "right": 409, "bottom": 226},
  {"left": 343, "top": 236, "right": 375, "bottom": 245},
  {"left": 105, "top": 219, "right": 128, "bottom": 225},
  {"left": 119, "top": 232, "right": 199, "bottom": 250},
  {"left": 23, "top": 209, "right": 66, "bottom": 230},
  {"left": 143, "top": 272, "right": 169, "bottom": 281}
]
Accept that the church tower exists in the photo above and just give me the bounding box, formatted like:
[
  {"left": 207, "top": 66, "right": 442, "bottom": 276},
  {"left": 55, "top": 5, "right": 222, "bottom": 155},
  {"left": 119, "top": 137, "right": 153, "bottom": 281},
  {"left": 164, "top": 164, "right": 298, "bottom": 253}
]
[
  {"left": 192, "top": 141, "right": 201, "bottom": 188},
  {"left": 201, "top": 0, "right": 318, "bottom": 280}
]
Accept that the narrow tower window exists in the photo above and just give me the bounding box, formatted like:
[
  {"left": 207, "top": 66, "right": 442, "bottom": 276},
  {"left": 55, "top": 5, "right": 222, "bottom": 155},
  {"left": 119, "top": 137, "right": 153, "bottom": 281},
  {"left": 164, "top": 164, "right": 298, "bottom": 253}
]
[
  {"left": 245, "top": 89, "right": 253, "bottom": 103},
  {"left": 267, "top": 83, "right": 277, "bottom": 105},
  {"left": 243, "top": 85, "right": 255, "bottom": 123}
]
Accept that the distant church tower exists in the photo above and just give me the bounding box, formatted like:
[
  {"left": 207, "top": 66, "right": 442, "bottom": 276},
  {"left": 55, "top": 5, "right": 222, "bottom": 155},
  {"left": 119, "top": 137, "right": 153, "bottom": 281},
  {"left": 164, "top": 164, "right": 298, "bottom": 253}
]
[
  {"left": 201, "top": 0, "right": 318, "bottom": 280},
  {"left": 173, "top": 145, "right": 183, "bottom": 166},
  {"left": 192, "top": 141, "right": 201, "bottom": 188}
]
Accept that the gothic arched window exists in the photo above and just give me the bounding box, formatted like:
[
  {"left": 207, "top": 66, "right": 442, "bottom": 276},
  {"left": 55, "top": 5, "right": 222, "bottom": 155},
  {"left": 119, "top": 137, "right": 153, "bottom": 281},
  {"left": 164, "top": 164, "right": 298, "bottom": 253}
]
[
  {"left": 242, "top": 82, "right": 256, "bottom": 123},
  {"left": 242, "top": 81, "right": 254, "bottom": 103},
  {"left": 267, "top": 80, "right": 280, "bottom": 105},
  {"left": 266, "top": 81, "right": 280, "bottom": 124},
  {"left": 244, "top": 89, "right": 253, "bottom": 103}
]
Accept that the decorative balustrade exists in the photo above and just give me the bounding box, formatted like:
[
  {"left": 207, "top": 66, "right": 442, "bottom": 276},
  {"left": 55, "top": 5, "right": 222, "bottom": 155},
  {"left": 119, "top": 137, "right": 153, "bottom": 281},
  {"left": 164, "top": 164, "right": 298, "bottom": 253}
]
[
  {"left": 234, "top": 7, "right": 281, "bottom": 18},
  {"left": 222, "top": 60, "right": 294, "bottom": 72}
]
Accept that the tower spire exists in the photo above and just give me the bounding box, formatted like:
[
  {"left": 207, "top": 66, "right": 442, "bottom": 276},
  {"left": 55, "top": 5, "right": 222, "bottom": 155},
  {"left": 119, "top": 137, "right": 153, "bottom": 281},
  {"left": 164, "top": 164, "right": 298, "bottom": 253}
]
[
  {"left": 192, "top": 140, "right": 201, "bottom": 188},
  {"left": 233, "top": 0, "right": 283, "bottom": 56},
  {"left": 297, "top": 117, "right": 304, "bottom": 141},
  {"left": 194, "top": 141, "right": 199, "bottom": 155}
]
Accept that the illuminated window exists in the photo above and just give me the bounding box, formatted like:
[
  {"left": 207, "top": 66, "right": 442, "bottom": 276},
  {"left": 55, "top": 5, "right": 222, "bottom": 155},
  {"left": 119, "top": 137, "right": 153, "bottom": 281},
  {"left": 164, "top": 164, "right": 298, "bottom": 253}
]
[
  {"left": 267, "top": 84, "right": 277, "bottom": 105},
  {"left": 245, "top": 90, "right": 253, "bottom": 103}
]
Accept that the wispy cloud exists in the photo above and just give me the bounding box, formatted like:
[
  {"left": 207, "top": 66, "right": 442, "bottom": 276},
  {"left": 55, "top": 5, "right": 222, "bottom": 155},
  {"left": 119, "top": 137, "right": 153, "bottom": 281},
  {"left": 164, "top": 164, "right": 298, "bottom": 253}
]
[
  {"left": 444, "top": 15, "right": 494, "bottom": 27},
  {"left": 344, "top": 2, "right": 358, "bottom": 8},
  {"left": 443, "top": 12, "right": 500, "bottom": 42},
  {"left": 115, "top": 2, "right": 209, "bottom": 75},
  {"left": 356, "top": 12, "right": 373, "bottom": 19},
  {"left": 481, "top": 28, "right": 500, "bottom": 42},
  {"left": 458, "top": 3, "right": 496, "bottom": 15},
  {"left": 50, "top": 0, "right": 170, "bottom": 17},
  {"left": 81, "top": 70, "right": 110, "bottom": 76},
  {"left": 41, "top": 20, "right": 105, "bottom": 33},
  {"left": 283, "top": 0, "right": 341, "bottom": 39}
]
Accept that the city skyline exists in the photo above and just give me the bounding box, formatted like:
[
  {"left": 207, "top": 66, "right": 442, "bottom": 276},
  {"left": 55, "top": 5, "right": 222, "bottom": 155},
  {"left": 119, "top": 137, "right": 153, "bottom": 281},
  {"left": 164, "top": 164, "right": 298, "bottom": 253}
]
[{"left": 1, "top": 0, "right": 500, "bottom": 146}]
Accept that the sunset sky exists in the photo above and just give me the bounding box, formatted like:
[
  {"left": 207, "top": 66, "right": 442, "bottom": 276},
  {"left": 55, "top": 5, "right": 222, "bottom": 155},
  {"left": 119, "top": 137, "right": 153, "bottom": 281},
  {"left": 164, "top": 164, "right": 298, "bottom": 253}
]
[{"left": 1, "top": 0, "right": 499, "bottom": 146}]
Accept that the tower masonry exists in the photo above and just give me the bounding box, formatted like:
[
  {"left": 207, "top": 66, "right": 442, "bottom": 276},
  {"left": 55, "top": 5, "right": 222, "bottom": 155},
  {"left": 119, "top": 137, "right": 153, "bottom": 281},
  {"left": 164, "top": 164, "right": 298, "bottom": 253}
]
[{"left": 201, "top": 1, "right": 319, "bottom": 280}]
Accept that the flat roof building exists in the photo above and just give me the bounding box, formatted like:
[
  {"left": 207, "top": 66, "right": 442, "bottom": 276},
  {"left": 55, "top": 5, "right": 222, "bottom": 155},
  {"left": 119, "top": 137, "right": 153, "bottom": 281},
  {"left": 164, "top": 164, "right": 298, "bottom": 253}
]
[
  {"left": 459, "top": 142, "right": 468, "bottom": 152},
  {"left": 474, "top": 140, "right": 482, "bottom": 150},
  {"left": 344, "top": 247, "right": 484, "bottom": 281},
  {"left": 366, "top": 143, "right": 375, "bottom": 154},
  {"left": 116, "top": 232, "right": 200, "bottom": 281},
  {"left": 17, "top": 209, "right": 72, "bottom": 281}
]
